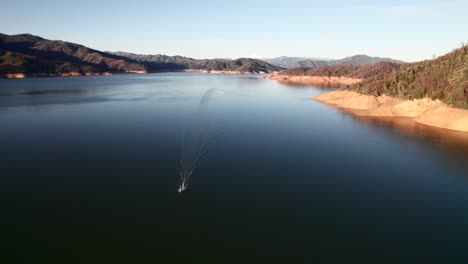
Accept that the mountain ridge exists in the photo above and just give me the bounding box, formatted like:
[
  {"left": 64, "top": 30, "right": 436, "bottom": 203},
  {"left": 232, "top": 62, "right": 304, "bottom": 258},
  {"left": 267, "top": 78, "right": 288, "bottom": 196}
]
[
  {"left": 108, "top": 51, "right": 282, "bottom": 73},
  {"left": 264, "top": 55, "right": 404, "bottom": 68},
  {"left": 0, "top": 33, "right": 283, "bottom": 78}
]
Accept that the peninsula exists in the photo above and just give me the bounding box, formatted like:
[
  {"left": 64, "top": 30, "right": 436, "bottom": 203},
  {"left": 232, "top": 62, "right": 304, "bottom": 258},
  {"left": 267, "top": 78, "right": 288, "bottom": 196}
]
[
  {"left": 265, "top": 62, "right": 399, "bottom": 87},
  {"left": 268, "top": 45, "right": 468, "bottom": 132}
]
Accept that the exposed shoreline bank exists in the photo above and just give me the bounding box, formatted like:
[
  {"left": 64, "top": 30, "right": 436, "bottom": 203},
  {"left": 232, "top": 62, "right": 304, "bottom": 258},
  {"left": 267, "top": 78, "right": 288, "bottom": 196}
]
[
  {"left": 314, "top": 90, "right": 468, "bottom": 132},
  {"left": 264, "top": 74, "right": 362, "bottom": 87}
]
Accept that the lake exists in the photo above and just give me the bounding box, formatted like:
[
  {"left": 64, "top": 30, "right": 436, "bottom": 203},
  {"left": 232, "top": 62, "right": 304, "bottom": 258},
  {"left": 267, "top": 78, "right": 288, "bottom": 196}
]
[{"left": 1, "top": 73, "right": 468, "bottom": 263}]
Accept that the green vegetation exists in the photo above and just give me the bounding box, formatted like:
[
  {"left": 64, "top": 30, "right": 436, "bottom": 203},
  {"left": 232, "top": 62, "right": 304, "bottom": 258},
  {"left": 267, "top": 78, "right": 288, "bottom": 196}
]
[
  {"left": 279, "top": 62, "right": 400, "bottom": 78},
  {"left": 0, "top": 33, "right": 120, "bottom": 76},
  {"left": 0, "top": 50, "right": 69, "bottom": 74},
  {"left": 280, "top": 64, "right": 357, "bottom": 77},
  {"left": 0, "top": 49, "right": 106, "bottom": 75},
  {"left": 347, "top": 45, "right": 468, "bottom": 108}
]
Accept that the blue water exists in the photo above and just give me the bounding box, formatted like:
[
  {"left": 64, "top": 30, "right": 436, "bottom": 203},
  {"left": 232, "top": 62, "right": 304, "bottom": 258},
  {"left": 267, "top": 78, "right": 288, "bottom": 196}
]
[{"left": 1, "top": 73, "right": 468, "bottom": 263}]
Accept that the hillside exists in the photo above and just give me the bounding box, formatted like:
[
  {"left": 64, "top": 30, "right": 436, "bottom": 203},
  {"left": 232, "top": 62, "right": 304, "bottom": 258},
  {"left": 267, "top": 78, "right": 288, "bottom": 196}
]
[
  {"left": 264, "top": 55, "right": 403, "bottom": 68},
  {"left": 0, "top": 33, "right": 145, "bottom": 76},
  {"left": 190, "top": 58, "right": 283, "bottom": 73},
  {"left": 279, "top": 62, "right": 400, "bottom": 79},
  {"left": 347, "top": 45, "right": 468, "bottom": 108},
  {"left": 0, "top": 33, "right": 282, "bottom": 77},
  {"left": 108, "top": 52, "right": 193, "bottom": 71}
]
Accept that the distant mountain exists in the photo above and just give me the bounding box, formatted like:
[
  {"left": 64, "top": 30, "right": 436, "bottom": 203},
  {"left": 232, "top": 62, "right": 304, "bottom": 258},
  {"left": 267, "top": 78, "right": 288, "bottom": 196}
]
[
  {"left": 0, "top": 33, "right": 283, "bottom": 78},
  {"left": 263, "top": 56, "right": 329, "bottom": 68},
  {"left": 110, "top": 51, "right": 283, "bottom": 73},
  {"left": 264, "top": 55, "right": 404, "bottom": 68},
  {"left": 330, "top": 55, "right": 404, "bottom": 66}
]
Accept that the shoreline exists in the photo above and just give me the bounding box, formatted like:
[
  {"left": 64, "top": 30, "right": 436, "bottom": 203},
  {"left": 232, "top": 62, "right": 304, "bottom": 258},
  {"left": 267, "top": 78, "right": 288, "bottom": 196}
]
[
  {"left": 184, "top": 69, "right": 269, "bottom": 74},
  {"left": 2, "top": 69, "right": 269, "bottom": 79},
  {"left": 314, "top": 90, "right": 468, "bottom": 133},
  {"left": 3, "top": 72, "right": 114, "bottom": 79},
  {"left": 265, "top": 74, "right": 362, "bottom": 87}
]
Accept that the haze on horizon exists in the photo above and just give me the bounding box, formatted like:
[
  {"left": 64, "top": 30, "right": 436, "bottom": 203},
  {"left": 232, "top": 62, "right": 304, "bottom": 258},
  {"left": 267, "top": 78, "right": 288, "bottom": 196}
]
[{"left": 1, "top": 0, "right": 467, "bottom": 62}]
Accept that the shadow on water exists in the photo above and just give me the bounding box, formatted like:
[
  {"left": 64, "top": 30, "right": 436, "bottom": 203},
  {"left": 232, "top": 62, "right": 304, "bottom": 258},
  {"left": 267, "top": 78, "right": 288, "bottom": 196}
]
[
  {"left": 0, "top": 87, "right": 166, "bottom": 110},
  {"left": 348, "top": 114, "right": 468, "bottom": 157},
  {"left": 0, "top": 94, "right": 151, "bottom": 110},
  {"left": 0, "top": 88, "right": 97, "bottom": 96}
]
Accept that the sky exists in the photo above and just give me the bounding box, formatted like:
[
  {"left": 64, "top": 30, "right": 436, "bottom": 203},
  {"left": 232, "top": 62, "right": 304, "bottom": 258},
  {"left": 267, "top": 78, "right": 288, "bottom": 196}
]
[{"left": 1, "top": 0, "right": 467, "bottom": 62}]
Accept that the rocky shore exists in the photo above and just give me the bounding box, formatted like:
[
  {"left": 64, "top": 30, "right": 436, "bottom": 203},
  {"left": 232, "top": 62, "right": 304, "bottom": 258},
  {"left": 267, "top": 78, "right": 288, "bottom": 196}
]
[{"left": 314, "top": 90, "right": 468, "bottom": 132}]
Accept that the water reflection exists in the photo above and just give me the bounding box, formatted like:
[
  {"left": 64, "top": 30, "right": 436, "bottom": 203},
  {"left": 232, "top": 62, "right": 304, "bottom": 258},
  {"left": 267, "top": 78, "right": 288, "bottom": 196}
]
[
  {"left": 2, "top": 74, "right": 468, "bottom": 261},
  {"left": 274, "top": 77, "right": 468, "bottom": 160}
]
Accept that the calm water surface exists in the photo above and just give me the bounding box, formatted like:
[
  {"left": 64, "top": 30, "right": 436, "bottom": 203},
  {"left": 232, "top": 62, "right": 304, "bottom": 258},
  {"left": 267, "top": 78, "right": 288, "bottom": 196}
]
[{"left": 1, "top": 73, "right": 468, "bottom": 263}]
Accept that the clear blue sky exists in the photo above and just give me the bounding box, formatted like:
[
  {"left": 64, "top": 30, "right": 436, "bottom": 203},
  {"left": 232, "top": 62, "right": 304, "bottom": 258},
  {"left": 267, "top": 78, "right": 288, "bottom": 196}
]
[{"left": 1, "top": 0, "right": 467, "bottom": 62}]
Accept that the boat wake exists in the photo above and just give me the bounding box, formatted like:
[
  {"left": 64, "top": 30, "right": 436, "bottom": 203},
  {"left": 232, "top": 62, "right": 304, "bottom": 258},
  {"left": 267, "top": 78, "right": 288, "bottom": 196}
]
[{"left": 178, "top": 89, "right": 221, "bottom": 193}]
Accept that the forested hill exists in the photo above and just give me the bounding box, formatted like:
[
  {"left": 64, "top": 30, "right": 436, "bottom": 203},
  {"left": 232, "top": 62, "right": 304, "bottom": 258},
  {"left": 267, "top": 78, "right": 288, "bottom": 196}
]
[
  {"left": 0, "top": 33, "right": 145, "bottom": 75},
  {"left": 348, "top": 45, "right": 468, "bottom": 108},
  {"left": 279, "top": 62, "right": 400, "bottom": 79}
]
